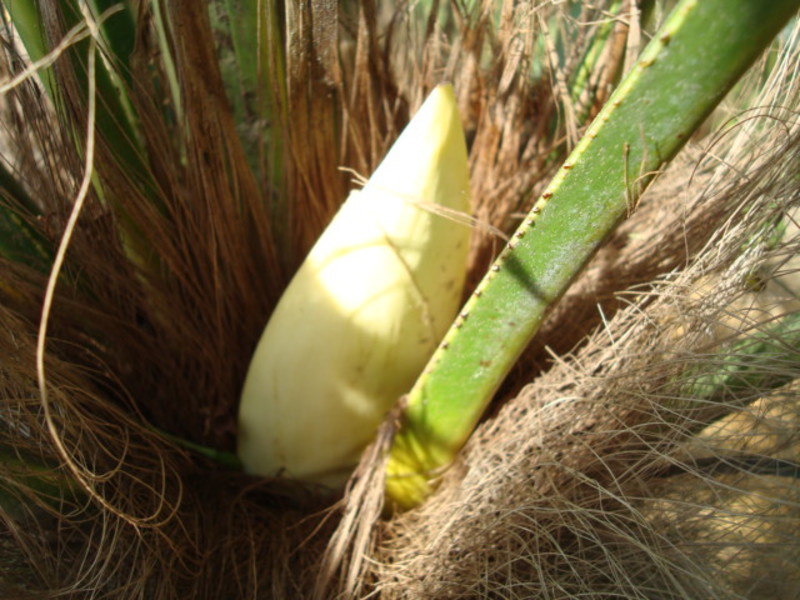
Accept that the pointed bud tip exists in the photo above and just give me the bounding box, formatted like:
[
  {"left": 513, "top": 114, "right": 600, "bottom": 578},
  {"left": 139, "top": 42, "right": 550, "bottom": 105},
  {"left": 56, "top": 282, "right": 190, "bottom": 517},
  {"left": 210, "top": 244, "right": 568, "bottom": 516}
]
[
  {"left": 367, "top": 83, "right": 466, "bottom": 206},
  {"left": 417, "top": 83, "right": 457, "bottom": 123}
]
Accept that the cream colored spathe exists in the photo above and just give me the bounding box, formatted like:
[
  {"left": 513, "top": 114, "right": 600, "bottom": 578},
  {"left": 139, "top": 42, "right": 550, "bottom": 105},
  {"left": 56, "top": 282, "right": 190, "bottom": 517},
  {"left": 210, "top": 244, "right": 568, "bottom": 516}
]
[{"left": 237, "top": 84, "right": 471, "bottom": 486}]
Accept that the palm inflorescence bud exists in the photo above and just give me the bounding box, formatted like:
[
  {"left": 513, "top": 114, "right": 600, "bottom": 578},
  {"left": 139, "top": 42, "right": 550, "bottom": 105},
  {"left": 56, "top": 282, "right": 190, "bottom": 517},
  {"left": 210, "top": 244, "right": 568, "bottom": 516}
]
[{"left": 237, "top": 84, "right": 471, "bottom": 487}]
